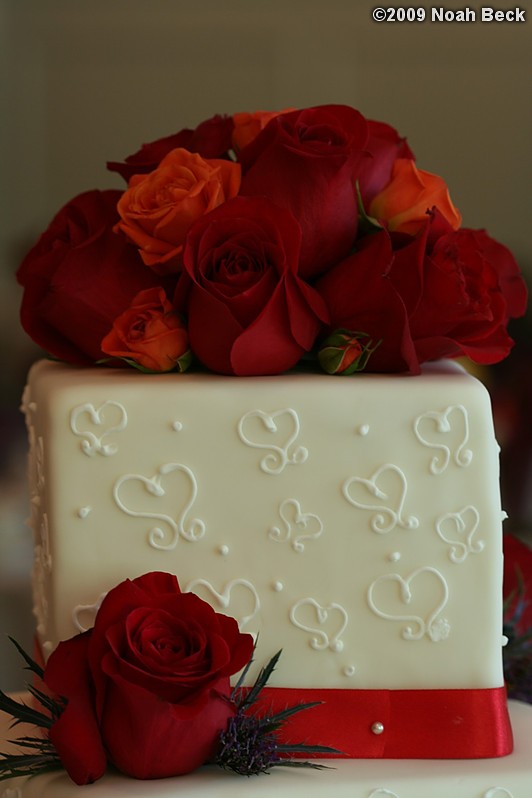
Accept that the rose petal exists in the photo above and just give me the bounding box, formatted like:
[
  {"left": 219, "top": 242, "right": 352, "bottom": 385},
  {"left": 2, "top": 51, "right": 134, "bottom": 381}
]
[
  {"left": 45, "top": 634, "right": 107, "bottom": 785},
  {"left": 100, "top": 668, "right": 233, "bottom": 779}
]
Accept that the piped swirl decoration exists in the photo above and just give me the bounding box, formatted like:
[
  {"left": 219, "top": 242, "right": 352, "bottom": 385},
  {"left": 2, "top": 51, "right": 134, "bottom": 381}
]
[
  {"left": 413, "top": 404, "right": 473, "bottom": 475},
  {"left": 367, "top": 567, "right": 450, "bottom": 642},
  {"left": 436, "top": 505, "right": 484, "bottom": 563},
  {"left": 268, "top": 498, "right": 324, "bottom": 552},
  {"left": 70, "top": 401, "right": 128, "bottom": 456},
  {"left": 237, "top": 408, "right": 308, "bottom": 475},
  {"left": 289, "top": 598, "right": 348, "bottom": 652},
  {"left": 113, "top": 463, "right": 205, "bottom": 549},
  {"left": 343, "top": 464, "right": 419, "bottom": 534}
]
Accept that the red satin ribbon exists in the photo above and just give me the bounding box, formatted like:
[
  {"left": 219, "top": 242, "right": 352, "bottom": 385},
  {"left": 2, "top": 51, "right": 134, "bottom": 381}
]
[{"left": 254, "top": 686, "right": 513, "bottom": 758}]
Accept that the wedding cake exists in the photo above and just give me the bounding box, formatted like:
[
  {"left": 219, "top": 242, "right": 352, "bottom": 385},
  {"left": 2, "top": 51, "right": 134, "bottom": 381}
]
[{"left": 1, "top": 104, "right": 530, "bottom": 796}]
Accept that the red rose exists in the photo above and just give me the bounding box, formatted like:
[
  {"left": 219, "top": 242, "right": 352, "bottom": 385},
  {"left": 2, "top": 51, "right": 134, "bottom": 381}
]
[
  {"left": 408, "top": 227, "right": 528, "bottom": 364},
  {"left": 182, "top": 195, "right": 329, "bottom": 375},
  {"left": 231, "top": 109, "right": 294, "bottom": 152},
  {"left": 357, "top": 119, "right": 415, "bottom": 207},
  {"left": 101, "top": 287, "right": 191, "bottom": 372},
  {"left": 116, "top": 148, "right": 241, "bottom": 274},
  {"left": 239, "top": 104, "right": 368, "bottom": 279},
  {"left": 16, "top": 190, "right": 163, "bottom": 365},
  {"left": 316, "top": 229, "right": 423, "bottom": 373},
  {"left": 107, "top": 114, "right": 235, "bottom": 182},
  {"left": 44, "top": 572, "right": 253, "bottom": 783}
]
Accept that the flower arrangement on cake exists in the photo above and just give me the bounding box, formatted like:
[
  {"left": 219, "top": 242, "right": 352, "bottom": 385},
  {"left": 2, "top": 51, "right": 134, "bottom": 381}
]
[{"left": 16, "top": 104, "right": 527, "bottom": 376}]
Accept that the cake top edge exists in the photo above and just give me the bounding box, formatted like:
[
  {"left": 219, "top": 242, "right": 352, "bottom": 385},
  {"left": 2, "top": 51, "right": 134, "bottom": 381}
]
[{"left": 27, "top": 355, "right": 478, "bottom": 388}]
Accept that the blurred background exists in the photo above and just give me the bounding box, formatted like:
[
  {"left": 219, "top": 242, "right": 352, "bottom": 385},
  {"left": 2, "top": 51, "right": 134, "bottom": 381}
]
[{"left": 1, "top": 0, "right": 531, "bottom": 689}]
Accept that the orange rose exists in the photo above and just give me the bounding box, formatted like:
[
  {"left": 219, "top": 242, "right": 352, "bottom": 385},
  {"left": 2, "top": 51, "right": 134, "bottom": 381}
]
[
  {"left": 101, "top": 287, "right": 190, "bottom": 372},
  {"left": 116, "top": 148, "right": 241, "bottom": 275},
  {"left": 231, "top": 109, "right": 294, "bottom": 152},
  {"left": 369, "top": 158, "right": 461, "bottom": 235}
]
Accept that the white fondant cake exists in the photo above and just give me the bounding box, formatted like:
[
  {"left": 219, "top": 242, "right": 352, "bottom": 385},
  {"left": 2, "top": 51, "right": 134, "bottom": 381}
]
[
  {"left": 24, "top": 358, "right": 504, "bottom": 686},
  {"left": 17, "top": 357, "right": 516, "bottom": 760}
]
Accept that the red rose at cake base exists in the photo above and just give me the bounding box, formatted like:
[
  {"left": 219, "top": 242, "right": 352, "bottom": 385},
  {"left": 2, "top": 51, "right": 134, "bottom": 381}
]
[
  {"left": 43, "top": 572, "right": 253, "bottom": 783},
  {"left": 16, "top": 190, "right": 163, "bottom": 366},
  {"left": 182, "top": 195, "right": 329, "bottom": 375}
]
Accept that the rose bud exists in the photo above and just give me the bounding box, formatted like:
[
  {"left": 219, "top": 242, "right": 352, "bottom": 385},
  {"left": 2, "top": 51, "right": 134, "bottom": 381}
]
[{"left": 318, "top": 329, "right": 380, "bottom": 374}]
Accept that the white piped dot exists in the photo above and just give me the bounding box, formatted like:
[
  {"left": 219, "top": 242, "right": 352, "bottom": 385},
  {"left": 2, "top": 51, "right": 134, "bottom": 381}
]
[
  {"left": 78, "top": 506, "right": 91, "bottom": 519},
  {"left": 172, "top": 421, "right": 183, "bottom": 432},
  {"left": 218, "top": 545, "right": 229, "bottom": 556},
  {"left": 371, "top": 721, "right": 384, "bottom": 735},
  {"left": 272, "top": 581, "right": 284, "bottom": 592},
  {"left": 388, "top": 551, "right": 401, "bottom": 562},
  {"left": 343, "top": 665, "right": 356, "bottom": 677},
  {"left": 502, "top": 635, "right": 509, "bottom": 647},
  {"left": 501, "top": 510, "right": 508, "bottom": 521},
  {"left": 357, "top": 424, "right": 370, "bottom": 436}
]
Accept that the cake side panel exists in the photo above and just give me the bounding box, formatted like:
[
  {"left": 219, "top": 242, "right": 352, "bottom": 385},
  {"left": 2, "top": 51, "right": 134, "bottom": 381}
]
[{"left": 25, "top": 360, "right": 506, "bottom": 690}]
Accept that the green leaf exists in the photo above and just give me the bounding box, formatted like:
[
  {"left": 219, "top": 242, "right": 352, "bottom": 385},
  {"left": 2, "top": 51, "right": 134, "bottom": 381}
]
[
  {"left": 8, "top": 637, "right": 44, "bottom": 680},
  {"left": 0, "top": 691, "right": 53, "bottom": 730},
  {"left": 355, "top": 181, "right": 383, "bottom": 236},
  {"left": 237, "top": 650, "right": 282, "bottom": 711}
]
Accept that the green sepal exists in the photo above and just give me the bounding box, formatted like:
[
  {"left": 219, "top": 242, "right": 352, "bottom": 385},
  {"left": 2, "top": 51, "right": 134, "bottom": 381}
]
[
  {"left": 355, "top": 181, "right": 383, "bottom": 237},
  {"left": 96, "top": 352, "right": 193, "bottom": 374}
]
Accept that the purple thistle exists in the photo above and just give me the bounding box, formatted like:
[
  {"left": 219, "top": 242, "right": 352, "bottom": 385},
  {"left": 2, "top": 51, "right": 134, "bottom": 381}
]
[{"left": 217, "top": 712, "right": 280, "bottom": 776}]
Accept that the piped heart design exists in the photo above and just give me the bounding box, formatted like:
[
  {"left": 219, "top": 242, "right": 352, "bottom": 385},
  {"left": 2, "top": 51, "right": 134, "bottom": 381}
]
[
  {"left": 436, "top": 505, "right": 484, "bottom": 563},
  {"left": 413, "top": 404, "right": 472, "bottom": 475},
  {"left": 367, "top": 567, "right": 450, "bottom": 642},
  {"left": 184, "top": 578, "right": 260, "bottom": 631},
  {"left": 113, "top": 463, "right": 205, "bottom": 550},
  {"left": 343, "top": 464, "right": 419, "bottom": 534},
  {"left": 289, "top": 598, "right": 348, "bottom": 652},
  {"left": 70, "top": 401, "right": 128, "bottom": 457},
  {"left": 73, "top": 591, "right": 107, "bottom": 633},
  {"left": 268, "top": 498, "right": 324, "bottom": 552},
  {"left": 237, "top": 408, "right": 308, "bottom": 475}
]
